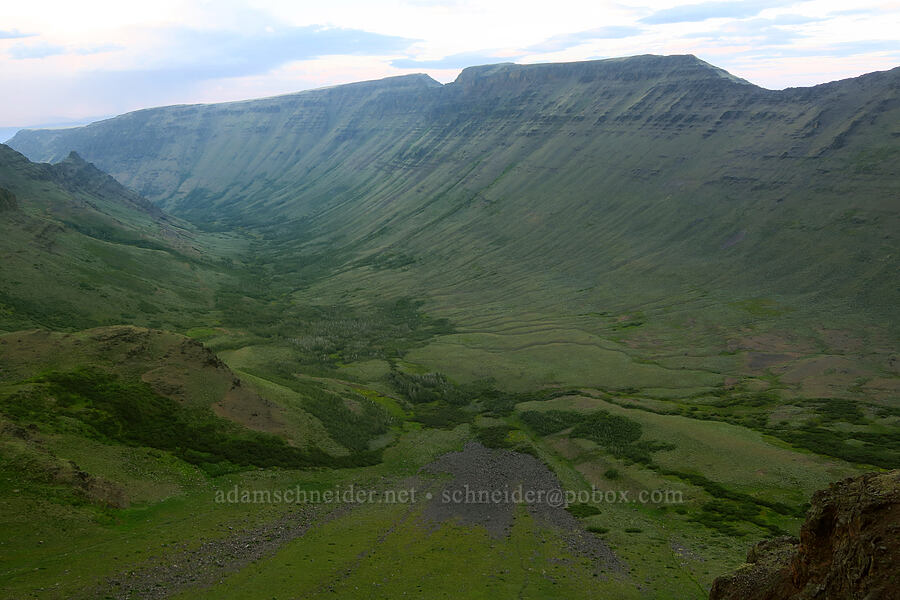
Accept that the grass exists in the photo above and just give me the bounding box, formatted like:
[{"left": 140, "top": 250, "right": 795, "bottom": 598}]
[
  {"left": 1, "top": 58, "right": 898, "bottom": 599},
  {"left": 228, "top": 371, "right": 347, "bottom": 455},
  {"left": 518, "top": 395, "right": 864, "bottom": 504},
  {"left": 168, "top": 503, "right": 643, "bottom": 600},
  {"left": 2, "top": 368, "right": 381, "bottom": 473},
  {"left": 411, "top": 403, "right": 474, "bottom": 429}
]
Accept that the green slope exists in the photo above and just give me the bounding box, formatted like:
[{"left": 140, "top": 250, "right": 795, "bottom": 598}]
[
  {"left": 9, "top": 55, "right": 897, "bottom": 405},
  {"left": 1, "top": 55, "right": 898, "bottom": 599},
  {"left": 0, "top": 144, "right": 243, "bottom": 331},
  {"left": 9, "top": 55, "right": 898, "bottom": 328}
]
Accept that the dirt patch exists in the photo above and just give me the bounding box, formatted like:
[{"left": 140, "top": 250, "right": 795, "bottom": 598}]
[
  {"left": 671, "top": 540, "right": 705, "bottom": 566},
  {"left": 421, "top": 442, "right": 625, "bottom": 574},
  {"left": 779, "top": 356, "right": 862, "bottom": 382},
  {"left": 212, "top": 386, "right": 291, "bottom": 440},
  {"left": 720, "top": 230, "right": 746, "bottom": 249}
]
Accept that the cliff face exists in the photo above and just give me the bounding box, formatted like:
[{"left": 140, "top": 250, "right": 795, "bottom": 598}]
[
  {"left": 710, "top": 470, "right": 900, "bottom": 600},
  {"left": 6, "top": 56, "right": 899, "bottom": 327}
]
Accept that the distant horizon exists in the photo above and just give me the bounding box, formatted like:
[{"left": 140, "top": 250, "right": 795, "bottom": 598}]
[
  {"left": 2, "top": 0, "right": 899, "bottom": 127},
  {"left": 2, "top": 52, "right": 898, "bottom": 133}
]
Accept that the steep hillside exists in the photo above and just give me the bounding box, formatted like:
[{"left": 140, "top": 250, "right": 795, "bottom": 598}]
[
  {"left": 2, "top": 54, "right": 897, "bottom": 600},
  {"left": 9, "top": 56, "right": 898, "bottom": 407},
  {"left": 9, "top": 55, "right": 898, "bottom": 330},
  {"left": 0, "top": 326, "right": 369, "bottom": 469},
  {"left": 0, "top": 145, "right": 242, "bottom": 331}
]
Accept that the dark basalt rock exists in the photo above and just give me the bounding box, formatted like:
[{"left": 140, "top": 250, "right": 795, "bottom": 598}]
[{"left": 710, "top": 470, "right": 900, "bottom": 600}]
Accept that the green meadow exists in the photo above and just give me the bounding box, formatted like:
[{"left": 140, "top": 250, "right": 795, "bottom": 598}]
[{"left": 1, "top": 55, "right": 898, "bottom": 598}]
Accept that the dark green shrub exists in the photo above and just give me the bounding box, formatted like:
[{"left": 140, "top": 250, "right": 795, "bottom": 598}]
[
  {"left": 389, "top": 371, "right": 469, "bottom": 405},
  {"left": 2, "top": 368, "right": 382, "bottom": 472},
  {"left": 519, "top": 410, "right": 582, "bottom": 435},
  {"left": 566, "top": 503, "right": 601, "bottom": 518},
  {"left": 411, "top": 404, "right": 474, "bottom": 429},
  {"left": 475, "top": 425, "right": 513, "bottom": 448}
]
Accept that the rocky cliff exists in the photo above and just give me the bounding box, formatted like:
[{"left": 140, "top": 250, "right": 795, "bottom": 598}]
[
  {"left": 6, "top": 56, "right": 899, "bottom": 331},
  {"left": 710, "top": 470, "right": 900, "bottom": 600}
]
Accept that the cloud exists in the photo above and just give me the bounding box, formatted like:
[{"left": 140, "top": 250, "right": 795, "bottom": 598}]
[
  {"left": 0, "top": 29, "right": 34, "bottom": 39},
  {"left": 641, "top": 0, "right": 795, "bottom": 24},
  {"left": 525, "top": 26, "right": 644, "bottom": 53},
  {"left": 765, "top": 14, "right": 822, "bottom": 26},
  {"left": 685, "top": 14, "right": 821, "bottom": 46},
  {"left": 828, "top": 8, "right": 877, "bottom": 17},
  {"left": 761, "top": 39, "right": 900, "bottom": 58},
  {"left": 391, "top": 51, "right": 515, "bottom": 69},
  {"left": 0, "top": 22, "right": 421, "bottom": 124},
  {"left": 7, "top": 41, "right": 122, "bottom": 60},
  {"left": 73, "top": 44, "right": 124, "bottom": 56},
  {"left": 404, "top": 0, "right": 468, "bottom": 5},
  {"left": 141, "top": 25, "right": 417, "bottom": 79},
  {"left": 8, "top": 42, "right": 66, "bottom": 59},
  {"left": 392, "top": 26, "right": 645, "bottom": 70},
  {"left": 2, "top": 24, "right": 419, "bottom": 115},
  {"left": 6, "top": 23, "right": 415, "bottom": 71}
]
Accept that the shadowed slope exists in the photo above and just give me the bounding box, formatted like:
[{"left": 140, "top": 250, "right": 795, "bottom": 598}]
[
  {"left": 7, "top": 56, "right": 900, "bottom": 389},
  {"left": 0, "top": 144, "right": 240, "bottom": 331}
]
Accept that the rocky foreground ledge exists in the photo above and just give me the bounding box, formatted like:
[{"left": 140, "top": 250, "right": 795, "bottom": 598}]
[{"left": 710, "top": 470, "right": 899, "bottom": 600}]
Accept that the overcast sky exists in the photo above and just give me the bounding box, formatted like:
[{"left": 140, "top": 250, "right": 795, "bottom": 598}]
[{"left": 1, "top": 0, "right": 899, "bottom": 128}]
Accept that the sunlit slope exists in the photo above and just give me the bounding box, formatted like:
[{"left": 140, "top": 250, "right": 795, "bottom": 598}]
[{"left": 9, "top": 55, "right": 899, "bottom": 327}]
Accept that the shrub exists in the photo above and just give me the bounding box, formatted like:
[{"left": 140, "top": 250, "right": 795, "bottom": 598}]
[
  {"left": 411, "top": 404, "right": 474, "bottom": 429},
  {"left": 475, "top": 425, "right": 513, "bottom": 448},
  {"left": 293, "top": 382, "right": 391, "bottom": 453},
  {"left": 3, "top": 368, "right": 381, "bottom": 472},
  {"left": 566, "top": 503, "right": 601, "bottom": 518},
  {"left": 519, "top": 410, "right": 582, "bottom": 435},
  {"left": 389, "top": 370, "right": 469, "bottom": 405}
]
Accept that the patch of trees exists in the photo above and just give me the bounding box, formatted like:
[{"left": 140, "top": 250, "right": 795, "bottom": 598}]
[
  {"left": 290, "top": 380, "right": 392, "bottom": 453},
  {"left": 410, "top": 404, "right": 474, "bottom": 429},
  {"left": 389, "top": 371, "right": 468, "bottom": 405},
  {"left": 1, "top": 368, "right": 381, "bottom": 475},
  {"left": 518, "top": 409, "right": 667, "bottom": 463}
]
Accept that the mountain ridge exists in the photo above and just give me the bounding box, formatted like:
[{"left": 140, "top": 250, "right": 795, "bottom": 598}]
[
  {"left": 0, "top": 143, "right": 236, "bottom": 331},
  {"left": 1, "top": 54, "right": 898, "bottom": 599},
  {"left": 6, "top": 54, "right": 899, "bottom": 347}
]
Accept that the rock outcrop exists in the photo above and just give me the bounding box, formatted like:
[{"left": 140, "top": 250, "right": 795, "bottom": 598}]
[{"left": 710, "top": 470, "right": 900, "bottom": 600}]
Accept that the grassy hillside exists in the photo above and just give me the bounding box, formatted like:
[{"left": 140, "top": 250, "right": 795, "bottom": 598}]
[
  {"left": 9, "top": 56, "right": 898, "bottom": 315},
  {"left": 1, "top": 55, "right": 897, "bottom": 598},
  {"left": 9, "top": 57, "right": 898, "bottom": 381},
  {"left": 0, "top": 327, "right": 873, "bottom": 599},
  {"left": 0, "top": 145, "right": 244, "bottom": 331}
]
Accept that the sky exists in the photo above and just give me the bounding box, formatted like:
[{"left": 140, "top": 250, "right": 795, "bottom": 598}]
[{"left": 1, "top": 0, "right": 899, "bottom": 130}]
